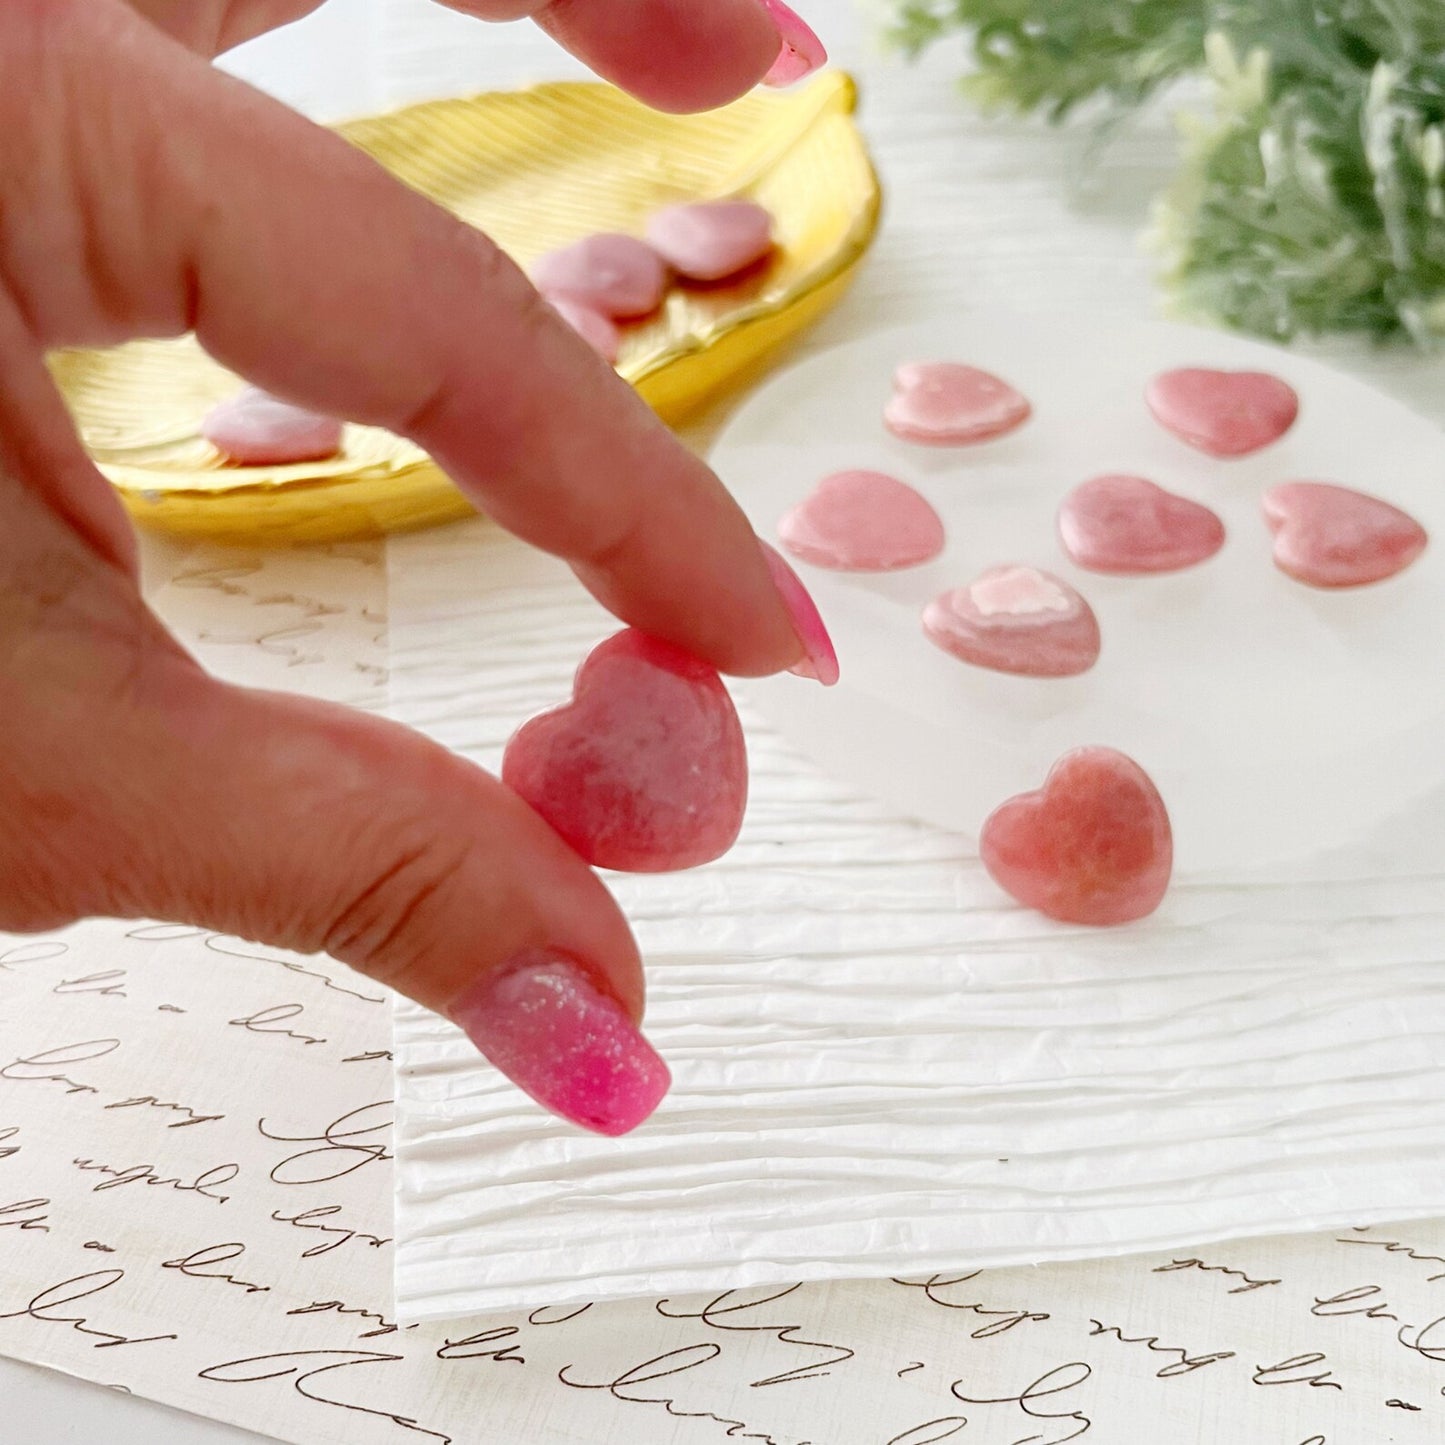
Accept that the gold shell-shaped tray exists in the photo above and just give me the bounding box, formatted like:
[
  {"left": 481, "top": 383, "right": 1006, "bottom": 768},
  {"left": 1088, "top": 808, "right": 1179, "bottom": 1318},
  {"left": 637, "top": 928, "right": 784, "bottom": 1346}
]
[{"left": 51, "top": 72, "right": 880, "bottom": 544}]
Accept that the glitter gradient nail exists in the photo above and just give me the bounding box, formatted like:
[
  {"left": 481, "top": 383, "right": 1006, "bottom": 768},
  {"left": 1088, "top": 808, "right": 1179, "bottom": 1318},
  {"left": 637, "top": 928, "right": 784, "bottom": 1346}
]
[
  {"left": 762, "top": 541, "right": 840, "bottom": 685},
  {"left": 452, "top": 952, "right": 670, "bottom": 1136},
  {"left": 759, "top": 0, "right": 826, "bottom": 87}
]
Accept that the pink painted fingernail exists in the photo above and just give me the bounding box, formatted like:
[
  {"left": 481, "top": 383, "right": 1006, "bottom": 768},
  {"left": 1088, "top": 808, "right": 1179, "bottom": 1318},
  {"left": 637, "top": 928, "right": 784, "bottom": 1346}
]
[
  {"left": 762, "top": 541, "right": 839, "bottom": 686},
  {"left": 759, "top": 0, "right": 826, "bottom": 87},
  {"left": 452, "top": 951, "right": 670, "bottom": 1136}
]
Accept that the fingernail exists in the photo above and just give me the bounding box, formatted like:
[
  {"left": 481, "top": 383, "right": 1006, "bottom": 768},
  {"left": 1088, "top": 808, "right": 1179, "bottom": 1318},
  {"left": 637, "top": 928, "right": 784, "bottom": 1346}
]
[
  {"left": 761, "top": 541, "right": 839, "bottom": 686},
  {"left": 758, "top": 0, "right": 826, "bottom": 87},
  {"left": 452, "top": 951, "right": 670, "bottom": 1137}
]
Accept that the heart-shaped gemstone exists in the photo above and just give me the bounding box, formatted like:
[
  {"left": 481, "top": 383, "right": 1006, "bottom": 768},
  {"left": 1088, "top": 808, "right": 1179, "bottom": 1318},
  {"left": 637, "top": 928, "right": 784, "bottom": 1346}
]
[
  {"left": 981, "top": 747, "right": 1173, "bottom": 925},
  {"left": 549, "top": 298, "right": 621, "bottom": 364},
  {"left": 502, "top": 629, "right": 748, "bottom": 873},
  {"left": 201, "top": 388, "right": 343, "bottom": 466},
  {"left": 532, "top": 234, "right": 669, "bottom": 319},
  {"left": 923, "top": 566, "right": 1100, "bottom": 677},
  {"left": 1058, "top": 474, "right": 1226, "bottom": 575},
  {"left": 1263, "top": 481, "right": 1428, "bottom": 588},
  {"left": 1146, "top": 367, "right": 1299, "bottom": 458},
  {"left": 778, "top": 470, "right": 945, "bottom": 571},
  {"left": 884, "top": 362, "right": 1031, "bottom": 446},
  {"left": 644, "top": 201, "right": 774, "bottom": 282}
]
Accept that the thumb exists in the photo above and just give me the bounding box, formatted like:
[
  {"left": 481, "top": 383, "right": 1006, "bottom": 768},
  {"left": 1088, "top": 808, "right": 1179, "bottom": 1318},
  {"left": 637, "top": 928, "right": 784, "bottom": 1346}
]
[
  {"left": 136, "top": 679, "right": 671, "bottom": 1138},
  {"left": 0, "top": 507, "right": 667, "bottom": 1135}
]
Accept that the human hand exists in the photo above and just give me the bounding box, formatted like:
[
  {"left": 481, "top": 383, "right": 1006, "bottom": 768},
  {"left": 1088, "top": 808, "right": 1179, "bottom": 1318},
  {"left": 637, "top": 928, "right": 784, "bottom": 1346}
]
[{"left": 0, "top": 0, "right": 830, "bottom": 1134}]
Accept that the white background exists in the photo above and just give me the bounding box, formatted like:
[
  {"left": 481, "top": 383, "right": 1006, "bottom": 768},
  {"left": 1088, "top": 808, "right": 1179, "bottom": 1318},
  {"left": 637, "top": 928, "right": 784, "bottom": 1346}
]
[{"left": 12, "top": 0, "right": 1445, "bottom": 1438}]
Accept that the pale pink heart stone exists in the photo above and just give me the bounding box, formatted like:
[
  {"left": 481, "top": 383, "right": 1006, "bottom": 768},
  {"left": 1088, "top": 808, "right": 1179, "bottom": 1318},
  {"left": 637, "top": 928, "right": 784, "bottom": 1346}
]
[
  {"left": 981, "top": 747, "right": 1172, "bottom": 926},
  {"left": 644, "top": 201, "right": 775, "bottom": 282},
  {"left": 923, "top": 566, "right": 1100, "bottom": 677},
  {"left": 1058, "top": 474, "right": 1226, "bottom": 575},
  {"left": 549, "top": 298, "right": 621, "bottom": 364},
  {"left": 778, "top": 470, "right": 945, "bottom": 571},
  {"left": 532, "top": 234, "right": 669, "bottom": 319},
  {"left": 1263, "top": 481, "right": 1428, "bottom": 588},
  {"left": 201, "top": 388, "right": 342, "bottom": 466},
  {"left": 1146, "top": 368, "right": 1299, "bottom": 458},
  {"left": 884, "top": 362, "right": 1032, "bottom": 446},
  {"left": 502, "top": 629, "right": 748, "bottom": 873}
]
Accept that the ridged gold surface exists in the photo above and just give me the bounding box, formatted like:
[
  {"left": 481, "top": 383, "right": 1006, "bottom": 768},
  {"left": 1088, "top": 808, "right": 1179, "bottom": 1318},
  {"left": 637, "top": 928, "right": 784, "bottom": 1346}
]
[{"left": 51, "top": 73, "right": 880, "bottom": 544}]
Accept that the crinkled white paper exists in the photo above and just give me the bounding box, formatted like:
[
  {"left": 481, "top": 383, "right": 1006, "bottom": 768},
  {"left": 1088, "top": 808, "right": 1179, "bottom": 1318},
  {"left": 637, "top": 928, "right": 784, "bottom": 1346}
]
[{"left": 389, "top": 518, "right": 1445, "bottom": 1324}]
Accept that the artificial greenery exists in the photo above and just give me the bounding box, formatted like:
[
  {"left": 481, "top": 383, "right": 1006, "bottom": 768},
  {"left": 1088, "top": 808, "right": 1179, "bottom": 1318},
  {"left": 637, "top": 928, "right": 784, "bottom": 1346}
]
[{"left": 888, "top": 1, "right": 1445, "bottom": 343}]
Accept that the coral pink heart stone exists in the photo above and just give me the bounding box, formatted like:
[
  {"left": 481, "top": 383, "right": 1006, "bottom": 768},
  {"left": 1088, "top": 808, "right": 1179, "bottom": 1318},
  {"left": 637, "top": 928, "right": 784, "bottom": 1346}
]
[
  {"left": 778, "top": 470, "right": 945, "bottom": 571},
  {"left": 532, "top": 234, "right": 669, "bottom": 319},
  {"left": 1058, "top": 474, "right": 1226, "bottom": 575},
  {"left": 502, "top": 630, "right": 748, "bottom": 873},
  {"left": 201, "top": 388, "right": 343, "bottom": 466},
  {"left": 884, "top": 362, "right": 1032, "bottom": 446},
  {"left": 549, "top": 298, "right": 621, "bottom": 364},
  {"left": 981, "top": 747, "right": 1173, "bottom": 926},
  {"left": 644, "top": 201, "right": 774, "bottom": 282},
  {"left": 923, "top": 566, "right": 1100, "bottom": 677},
  {"left": 1263, "top": 481, "right": 1428, "bottom": 588},
  {"left": 1146, "top": 367, "right": 1299, "bottom": 458}
]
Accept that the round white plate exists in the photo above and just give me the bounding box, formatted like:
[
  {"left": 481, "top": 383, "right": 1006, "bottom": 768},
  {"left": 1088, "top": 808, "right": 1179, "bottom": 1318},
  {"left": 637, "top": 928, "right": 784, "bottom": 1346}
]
[{"left": 713, "top": 313, "right": 1445, "bottom": 875}]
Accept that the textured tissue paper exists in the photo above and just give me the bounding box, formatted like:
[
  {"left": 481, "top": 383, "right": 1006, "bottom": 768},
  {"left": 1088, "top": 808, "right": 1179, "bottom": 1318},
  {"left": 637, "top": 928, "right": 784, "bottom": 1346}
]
[{"left": 389, "top": 519, "right": 1445, "bottom": 1325}]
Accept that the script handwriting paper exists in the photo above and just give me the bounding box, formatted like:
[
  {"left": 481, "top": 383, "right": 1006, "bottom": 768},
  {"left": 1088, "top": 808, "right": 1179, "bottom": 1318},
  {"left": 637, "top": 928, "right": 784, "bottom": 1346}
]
[
  {"left": 0, "top": 535, "right": 1442, "bottom": 1444},
  {"left": 390, "top": 519, "right": 1445, "bottom": 1325}
]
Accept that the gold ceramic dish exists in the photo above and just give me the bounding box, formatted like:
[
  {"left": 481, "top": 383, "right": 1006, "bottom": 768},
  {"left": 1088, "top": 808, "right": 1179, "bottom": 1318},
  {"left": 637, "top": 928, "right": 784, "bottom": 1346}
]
[{"left": 51, "top": 72, "right": 880, "bottom": 544}]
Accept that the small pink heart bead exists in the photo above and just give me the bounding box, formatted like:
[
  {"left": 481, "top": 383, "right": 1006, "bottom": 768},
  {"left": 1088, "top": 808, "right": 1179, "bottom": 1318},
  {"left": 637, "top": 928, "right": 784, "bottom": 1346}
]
[
  {"left": 981, "top": 747, "right": 1172, "bottom": 926},
  {"left": 923, "top": 566, "right": 1100, "bottom": 678},
  {"left": 532, "top": 234, "right": 669, "bottom": 319},
  {"left": 502, "top": 629, "right": 748, "bottom": 873},
  {"left": 201, "top": 388, "right": 343, "bottom": 466},
  {"left": 1146, "top": 368, "right": 1299, "bottom": 458},
  {"left": 779, "top": 470, "right": 944, "bottom": 571},
  {"left": 1263, "top": 481, "right": 1428, "bottom": 588},
  {"left": 549, "top": 298, "right": 621, "bottom": 364},
  {"left": 884, "top": 362, "right": 1031, "bottom": 446},
  {"left": 644, "top": 201, "right": 774, "bottom": 282},
  {"left": 1058, "top": 474, "right": 1225, "bottom": 575}
]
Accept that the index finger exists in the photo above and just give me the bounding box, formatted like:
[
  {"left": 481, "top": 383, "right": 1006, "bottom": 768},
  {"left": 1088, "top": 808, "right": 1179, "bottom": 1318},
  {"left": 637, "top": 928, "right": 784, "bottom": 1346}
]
[
  {"left": 17, "top": 4, "right": 820, "bottom": 679},
  {"left": 440, "top": 0, "right": 820, "bottom": 112}
]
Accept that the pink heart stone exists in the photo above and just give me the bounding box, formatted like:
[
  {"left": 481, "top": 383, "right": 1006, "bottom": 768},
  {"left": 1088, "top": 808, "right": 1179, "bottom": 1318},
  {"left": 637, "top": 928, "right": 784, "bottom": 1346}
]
[
  {"left": 532, "top": 234, "right": 669, "bottom": 319},
  {"left": 1263, "top": 481, "right": 1428, "bottom": 588},
  {"left": 201, "top": 388, "right": 343, "bottom": 466},
  {"left": 923, "top": 566, "right": 1100, "bottom": 677},
  {"left": 981, "top": 747, "right": 1173, "bottom": 926},
  {"left": 884, "top": 362, "right": 1031, "bottom": 446},
  {"left": 502, "top": 629, "right": 748, "bottom": 873},
  {"left": 644, "top": 201, "right": 774, "bottom": 282},
  {"left": 1146, "top": 368, "right": 1299, "bottom": 458},
  {"left": 778, "top": 470, "right": 945, "bottom": 571},
  {"left": 549, "top": 298, "right": 621, "bottom": 364},
  {"left": 1058, "top": 474, "right": 1226, "bottom": 575}
]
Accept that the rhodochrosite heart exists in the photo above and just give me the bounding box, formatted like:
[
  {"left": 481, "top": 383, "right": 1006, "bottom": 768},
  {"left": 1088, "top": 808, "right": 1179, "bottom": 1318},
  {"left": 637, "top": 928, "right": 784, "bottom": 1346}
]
[
  {"left": 644, "top": 201, "right": 774, "bottom": 282},
  {"left": 981, "top": 747, "right": 1173, "bottom": 925},
  {"left": 923, "top": 566, "right": 1100, "bottom": 677},
  {"left": 884, "top": 362, "right": 1031, "bottom": 446},
  {"left": 1058, "top": 474, "right": 1226, "bottom": 575},
  {"left": 1146, "top": 367, "right": 1299, "bottom": 458},
  {"left": 201, "top": 388, "right": 343, "bottom": 466},
  {"left": 1263, "top": 482, "right": 1428, "bottom": 588},
  {"left": 531, "top": 234, "right": 669, "bottom": 318},
  {"left": 502, "top": 630, "right": 748, "bottom": 873},
  {"left": 778, "top": 470, "right": 945, "bottom": 571}
]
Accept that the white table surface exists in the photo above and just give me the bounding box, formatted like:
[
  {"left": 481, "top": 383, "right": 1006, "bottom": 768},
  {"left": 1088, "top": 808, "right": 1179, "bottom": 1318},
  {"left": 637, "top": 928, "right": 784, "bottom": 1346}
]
[{"left": 12, "top": 1, "right": 1445, "bottom": 1440}]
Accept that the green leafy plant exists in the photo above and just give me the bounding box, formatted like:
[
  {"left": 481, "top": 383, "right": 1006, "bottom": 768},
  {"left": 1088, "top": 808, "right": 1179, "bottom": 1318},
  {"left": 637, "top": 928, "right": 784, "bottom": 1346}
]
[{"left": 888, "top": 0, "right": 1445, "bottom": 343}]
